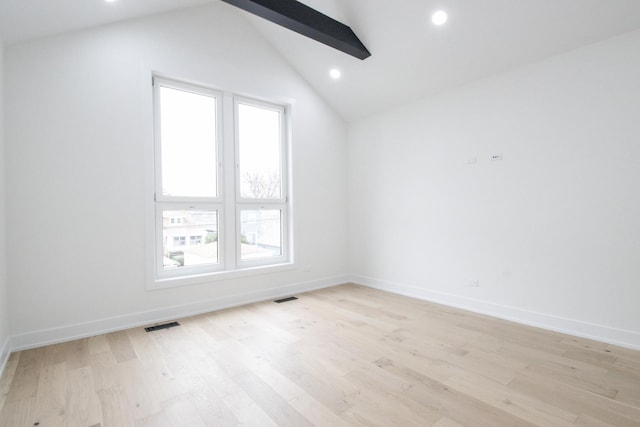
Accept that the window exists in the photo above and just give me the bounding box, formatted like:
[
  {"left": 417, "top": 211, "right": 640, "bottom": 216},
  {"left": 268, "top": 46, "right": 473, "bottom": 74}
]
[
  {"left": 235, "top": 98, "right": 287, "bottom": 267},
  {"left": 152, "top": 77, "right": 290, "bottom": 283},
  {"left": 172, "top": 236, "right": 186, "bottom": 247}
]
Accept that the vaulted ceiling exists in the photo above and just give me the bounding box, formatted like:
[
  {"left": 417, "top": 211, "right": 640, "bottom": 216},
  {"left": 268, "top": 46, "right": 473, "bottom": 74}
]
[{"left": 2, "top": 0, "right": 640, "bottom": 121}]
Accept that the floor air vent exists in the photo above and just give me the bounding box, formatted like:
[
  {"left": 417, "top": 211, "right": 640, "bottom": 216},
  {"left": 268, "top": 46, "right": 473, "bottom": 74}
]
[
  {"left": 274, "top": 296, "right": 298, "bottom": 303},
  {"left": 145, "top": 321, "right": 180, "bottom": 332}
]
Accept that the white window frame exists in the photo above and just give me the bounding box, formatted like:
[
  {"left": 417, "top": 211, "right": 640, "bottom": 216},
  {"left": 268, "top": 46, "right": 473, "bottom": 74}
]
[
  {"left": 234, "top": 96, "right": 289, "bottom": 269},
  {"left": 153, "top": 77, "right": 223, "bottom": 205},
  {"left": 236, "top": 204, "right": 288, "bottom": 268},
  {"left": 155, "top": 203, "right": 224, "bottom": 279},
  {"left": 151, "top": 76, "right": 292, "bottom": 288}
]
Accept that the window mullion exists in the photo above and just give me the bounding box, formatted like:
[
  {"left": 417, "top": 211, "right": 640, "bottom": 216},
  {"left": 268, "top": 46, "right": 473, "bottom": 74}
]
[{"left": 222, "top": 92, "right": 237, "bottom": 271}]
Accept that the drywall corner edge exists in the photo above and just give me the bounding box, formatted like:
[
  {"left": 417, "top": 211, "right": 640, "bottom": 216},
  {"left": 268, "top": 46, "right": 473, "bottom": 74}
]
[{"left": 351, "top": 275, "right": 640, "bottom": 351}]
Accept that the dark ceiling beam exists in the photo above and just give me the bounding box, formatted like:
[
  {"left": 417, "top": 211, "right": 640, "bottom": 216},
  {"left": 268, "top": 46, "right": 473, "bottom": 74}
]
[{"left": 221, "top": 0, "right": 371, "bottom": 60}]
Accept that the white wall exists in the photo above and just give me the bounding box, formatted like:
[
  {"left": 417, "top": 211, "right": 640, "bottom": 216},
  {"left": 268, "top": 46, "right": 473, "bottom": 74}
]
[
  {"left": 0, "top": 41, "right": 10, "bottom": 368},
  {"left": 349, "top": 30, "right": 640, "bottom": 349},
  {"left": 5, "top": 3, "right": 349, "bottom": 348}
]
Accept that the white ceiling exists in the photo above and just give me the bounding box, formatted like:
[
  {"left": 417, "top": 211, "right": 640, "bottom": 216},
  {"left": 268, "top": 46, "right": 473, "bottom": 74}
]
[
  {"left": 2, "top": 0, "right": 640, "bottom": 121},
  {"left": 248, "top": 0, "right": 640, "bottom": 121}
]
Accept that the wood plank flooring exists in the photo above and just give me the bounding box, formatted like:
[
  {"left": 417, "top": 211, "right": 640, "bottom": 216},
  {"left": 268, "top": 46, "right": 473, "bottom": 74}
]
[{"left": 1, "top": 284, "right": 639, "bottom": 426}]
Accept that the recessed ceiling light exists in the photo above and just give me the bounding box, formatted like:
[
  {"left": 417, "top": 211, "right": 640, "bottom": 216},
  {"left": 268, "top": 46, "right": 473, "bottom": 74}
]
[
  {"left": 431, "top": 10, "right": 448, "bottom": 26},
  {"left": 329, "top": 68, "right": 341, "bottom": 79},
  {"left": 105, "top": 0, "right": 118, "bottom": 3}
]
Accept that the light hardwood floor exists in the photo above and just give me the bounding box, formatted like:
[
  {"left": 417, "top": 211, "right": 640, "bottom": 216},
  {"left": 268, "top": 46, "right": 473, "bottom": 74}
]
[{"left": 1, "top": 284, "right": 639, "bottom": 426}]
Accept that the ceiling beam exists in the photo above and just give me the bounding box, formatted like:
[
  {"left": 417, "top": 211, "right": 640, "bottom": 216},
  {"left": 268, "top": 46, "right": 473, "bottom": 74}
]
[{"left": 221, "top": 0, "right": 371, "bottom": 60}]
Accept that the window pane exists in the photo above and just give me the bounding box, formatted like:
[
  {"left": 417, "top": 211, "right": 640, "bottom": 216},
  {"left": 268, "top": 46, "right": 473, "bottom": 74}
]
[
  {"left": 238, "top": 103, "right": 282, "bottom": 199},
  {"left": 240, "top": 210, "right": 282, "bottom": 260},
  {"left": 162, "top": 210, "right": 218, "bottom": 269},
  {"left": 160, "top": 86, "right": 217, "bottom": 198}
]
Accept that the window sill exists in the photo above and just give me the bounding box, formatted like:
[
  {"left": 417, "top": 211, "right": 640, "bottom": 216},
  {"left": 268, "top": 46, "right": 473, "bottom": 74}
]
[{"left": 148, "top": 262, "right": 296, "bottom": 291}]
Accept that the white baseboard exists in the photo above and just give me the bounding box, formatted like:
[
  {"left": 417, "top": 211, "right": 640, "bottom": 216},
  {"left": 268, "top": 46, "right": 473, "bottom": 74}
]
[
  {"left": 6, "top": 273, "right": 637, "bottom": 368},
  {"left": 8, "top": 275, "right": 348, "bottom": 352},
  {"left": 351, "top": 275, "right": 640, "bottom": 351}
]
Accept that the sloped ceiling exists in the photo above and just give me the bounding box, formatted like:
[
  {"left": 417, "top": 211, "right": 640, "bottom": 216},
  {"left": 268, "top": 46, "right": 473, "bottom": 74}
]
[
  {"left": 0, "top": 0, "right": 213, "bottom": 44},
  {"left": 2, "top": 0, "right": 640, "bottom": 121},
  {"left": 244, "top": 0, "right": 640, "bottom": 121}
]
